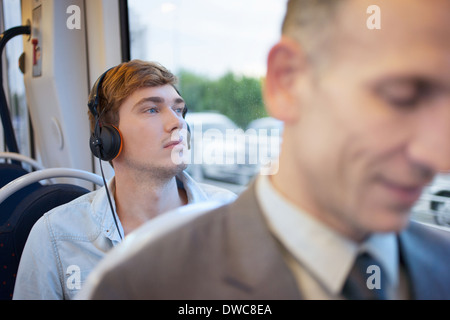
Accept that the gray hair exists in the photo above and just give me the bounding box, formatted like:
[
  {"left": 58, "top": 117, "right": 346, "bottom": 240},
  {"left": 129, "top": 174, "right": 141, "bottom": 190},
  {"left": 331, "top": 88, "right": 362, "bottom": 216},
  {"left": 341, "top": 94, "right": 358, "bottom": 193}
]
[{"left": 282, "top": 0, "right": 346, "bottom": 66}]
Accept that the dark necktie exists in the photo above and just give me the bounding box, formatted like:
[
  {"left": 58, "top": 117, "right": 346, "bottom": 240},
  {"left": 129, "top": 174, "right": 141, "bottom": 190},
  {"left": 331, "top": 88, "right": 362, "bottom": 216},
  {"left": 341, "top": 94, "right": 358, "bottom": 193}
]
[{"left": 341, "top": 252, "right": 388, "bottom": 300}]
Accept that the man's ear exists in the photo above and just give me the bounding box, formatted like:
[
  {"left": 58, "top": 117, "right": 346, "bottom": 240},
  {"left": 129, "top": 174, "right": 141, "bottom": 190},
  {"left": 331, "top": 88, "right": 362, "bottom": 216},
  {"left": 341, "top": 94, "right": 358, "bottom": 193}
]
[{"left": 264, "top": 37, "right": 306, "bottom": 123}]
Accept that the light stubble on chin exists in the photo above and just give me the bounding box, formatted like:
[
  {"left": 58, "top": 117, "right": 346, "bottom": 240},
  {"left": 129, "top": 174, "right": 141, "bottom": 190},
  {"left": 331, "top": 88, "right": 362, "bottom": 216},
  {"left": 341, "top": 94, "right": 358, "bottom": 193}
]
[{"left": 124, "top": 157, "right": 188, "bottom": 184}]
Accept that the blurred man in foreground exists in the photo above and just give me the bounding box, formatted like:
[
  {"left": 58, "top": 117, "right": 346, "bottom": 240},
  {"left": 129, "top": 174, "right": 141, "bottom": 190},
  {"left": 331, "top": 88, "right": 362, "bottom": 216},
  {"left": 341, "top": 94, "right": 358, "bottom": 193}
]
[{"left": 79, "top": 0, "right": 450, "bottom": 300}]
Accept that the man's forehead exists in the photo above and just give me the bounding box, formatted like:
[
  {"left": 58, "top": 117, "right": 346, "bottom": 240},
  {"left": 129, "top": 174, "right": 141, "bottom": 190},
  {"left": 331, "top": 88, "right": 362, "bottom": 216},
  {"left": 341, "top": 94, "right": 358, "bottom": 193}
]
[
  {"left": 120, "top": 84, "right": 184, "bottom": 112},
  {"left": 337, "top": 0, "right": 450, "bottom": 43},
  {"left": 134, "top": 85, "right": 182, "bottom": 100},
  {"left": 328, "top": 0, "right": 450, "bottom": 69}
]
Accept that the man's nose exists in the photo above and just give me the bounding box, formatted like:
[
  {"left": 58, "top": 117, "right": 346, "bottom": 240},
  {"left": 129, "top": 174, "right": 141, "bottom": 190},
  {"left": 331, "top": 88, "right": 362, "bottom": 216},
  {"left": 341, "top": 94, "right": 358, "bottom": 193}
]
[
  {"left": 164, "top": 108, "right": 184, "bottom": 132},
  {"left": 407, "top": 101, "right": 450, "bottom": 173}
]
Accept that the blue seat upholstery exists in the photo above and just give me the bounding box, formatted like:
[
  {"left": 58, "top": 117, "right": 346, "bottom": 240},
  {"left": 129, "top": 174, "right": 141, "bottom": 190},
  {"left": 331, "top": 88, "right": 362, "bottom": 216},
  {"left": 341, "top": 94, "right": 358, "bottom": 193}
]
[
  {"left": 0, "top": 166, "right": 102, "bottom": 299},
  {"left": 0, "top": 164, "right": 42, "bottom": 226},
  {"left": 0, "top": 163, "right": 40, "bottom": 299},
  {"left": 0, "top": 179, "right": 89, "bottom": 299}
]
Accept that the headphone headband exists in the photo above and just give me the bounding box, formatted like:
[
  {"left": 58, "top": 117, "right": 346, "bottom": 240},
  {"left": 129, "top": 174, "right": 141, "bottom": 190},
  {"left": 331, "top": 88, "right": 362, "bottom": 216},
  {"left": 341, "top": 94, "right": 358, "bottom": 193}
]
[{"left": 88, "top": 67, "right": 115, "bottom": 117}]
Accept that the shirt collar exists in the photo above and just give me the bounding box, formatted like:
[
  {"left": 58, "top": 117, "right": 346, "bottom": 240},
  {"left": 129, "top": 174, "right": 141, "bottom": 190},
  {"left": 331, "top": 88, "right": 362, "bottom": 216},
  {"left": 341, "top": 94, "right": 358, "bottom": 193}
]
[
  {"left": 360, "top": 233, "right": 399, "bottom": 290},
  {"left": 91, "top": 171, "right": 208, "bottom": 244},
  {"left": 255, "top": 174, "right": 399, "bottom": 296},
  {"left": 176, "top": 170, "right": 209, "bottom": 203}
]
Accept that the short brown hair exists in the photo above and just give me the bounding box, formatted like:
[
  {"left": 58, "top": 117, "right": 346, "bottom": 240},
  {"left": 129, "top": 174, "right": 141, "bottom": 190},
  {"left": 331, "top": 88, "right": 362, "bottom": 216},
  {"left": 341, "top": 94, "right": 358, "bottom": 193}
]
[
  {"left": 282, "top": 0, "right": 345, "bottom": 66},
  {"left": 88, "top": 60, "right": 178, "bottom": 132}
]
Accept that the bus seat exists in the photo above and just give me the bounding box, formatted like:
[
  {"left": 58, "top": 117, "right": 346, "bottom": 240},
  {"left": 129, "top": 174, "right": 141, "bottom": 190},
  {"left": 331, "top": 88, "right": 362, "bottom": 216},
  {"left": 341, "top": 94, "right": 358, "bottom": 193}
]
[
  {"left": 0, "top": 163, "right": 42, "bottom": 226},
  {"left": 0, "top": 163, "right": 28, "bottom": 186},
  {"left": 0, "top": 153, "right": 47, "bottom": 225},
  {"left": 0, "top": 168, "right": 104, "bottom": 300},
  {"left": 0, "top": 184, "right": 90, "bottom": 300},
  {"left": 0, "top": 152, "right": 46, "bottom": 172}
]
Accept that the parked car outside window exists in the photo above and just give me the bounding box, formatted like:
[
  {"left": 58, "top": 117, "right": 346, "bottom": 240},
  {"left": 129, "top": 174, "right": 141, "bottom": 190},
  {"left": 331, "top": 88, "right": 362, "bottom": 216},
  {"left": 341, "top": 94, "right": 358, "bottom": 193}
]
[
  {"left": 185, "top": 112, "right": 256, "bottom": 185},
  {"left": 411, "top": 172, "right": 450, "bottom": 228},
  {"left": 245, "top": 117, "right": 283, "bottom": 176}
]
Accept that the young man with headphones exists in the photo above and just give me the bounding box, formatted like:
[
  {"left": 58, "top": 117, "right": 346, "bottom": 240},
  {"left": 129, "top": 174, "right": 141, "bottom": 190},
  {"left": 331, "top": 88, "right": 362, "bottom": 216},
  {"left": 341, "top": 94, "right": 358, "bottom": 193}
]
[{"left": 13, "top": 60, "right": 237, "bottom": 300}]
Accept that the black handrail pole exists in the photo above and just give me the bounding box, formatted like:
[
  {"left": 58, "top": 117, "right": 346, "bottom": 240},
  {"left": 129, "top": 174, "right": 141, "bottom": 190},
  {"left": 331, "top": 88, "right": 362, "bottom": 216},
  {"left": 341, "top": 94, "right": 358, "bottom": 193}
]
[{"left": 0, "top": 25, "right": 31, "bottom": 154}]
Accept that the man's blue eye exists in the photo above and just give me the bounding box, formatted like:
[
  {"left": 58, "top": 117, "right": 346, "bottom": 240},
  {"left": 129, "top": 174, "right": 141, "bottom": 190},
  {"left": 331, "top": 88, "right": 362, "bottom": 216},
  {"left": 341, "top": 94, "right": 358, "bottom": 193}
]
[{"left": 173, "top": 106, "right": 186, "bottom": 114}]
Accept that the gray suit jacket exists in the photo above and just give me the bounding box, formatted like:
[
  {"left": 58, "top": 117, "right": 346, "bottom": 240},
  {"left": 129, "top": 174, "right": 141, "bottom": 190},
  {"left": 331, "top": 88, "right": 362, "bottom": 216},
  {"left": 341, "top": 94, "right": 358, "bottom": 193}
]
[{"left": 87, "top": 183, "right": 450, "bottom": 300}]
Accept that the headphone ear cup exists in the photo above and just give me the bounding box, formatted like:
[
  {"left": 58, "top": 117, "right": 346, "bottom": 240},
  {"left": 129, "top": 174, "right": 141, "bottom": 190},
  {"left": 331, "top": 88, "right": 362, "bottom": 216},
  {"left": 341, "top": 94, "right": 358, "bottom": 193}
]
[{"left": 90, "top": 125, "right": 123, "bottom": 161}]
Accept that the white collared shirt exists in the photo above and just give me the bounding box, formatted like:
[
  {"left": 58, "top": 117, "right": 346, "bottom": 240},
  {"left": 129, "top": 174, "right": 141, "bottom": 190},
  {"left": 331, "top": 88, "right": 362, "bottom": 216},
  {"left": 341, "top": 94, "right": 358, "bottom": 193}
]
[{"left": 255, "top": 174, "right": 404, "bottom": 299}]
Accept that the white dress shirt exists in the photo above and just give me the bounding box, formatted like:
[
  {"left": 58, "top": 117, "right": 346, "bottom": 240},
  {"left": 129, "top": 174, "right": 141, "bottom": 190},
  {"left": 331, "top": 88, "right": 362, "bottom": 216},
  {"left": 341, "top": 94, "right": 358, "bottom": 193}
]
[{"left": 255, "top": 174, "right": 407, "bottom": 299}]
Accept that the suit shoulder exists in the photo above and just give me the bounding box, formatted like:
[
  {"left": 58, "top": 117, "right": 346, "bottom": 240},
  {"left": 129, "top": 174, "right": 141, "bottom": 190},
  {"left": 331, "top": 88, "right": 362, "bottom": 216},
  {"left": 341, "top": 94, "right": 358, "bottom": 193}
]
[{"left": 404, "top": 221, "right": 450, "bottom": 254}]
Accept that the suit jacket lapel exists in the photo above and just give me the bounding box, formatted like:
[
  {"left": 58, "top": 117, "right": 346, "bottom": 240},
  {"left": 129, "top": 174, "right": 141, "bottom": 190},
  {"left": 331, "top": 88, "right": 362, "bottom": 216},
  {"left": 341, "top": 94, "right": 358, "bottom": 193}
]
[
  {"left": 398, "top": 221, "right": 450, "bottom": 299},
  {"left": 219, "top": 182, "right": 302, "bottom": 299}
]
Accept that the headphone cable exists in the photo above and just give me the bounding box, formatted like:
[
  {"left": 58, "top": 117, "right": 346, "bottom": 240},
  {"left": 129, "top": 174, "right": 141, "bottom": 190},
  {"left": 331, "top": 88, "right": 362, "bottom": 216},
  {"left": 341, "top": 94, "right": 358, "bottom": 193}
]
[{"left": 97, "top": 147, "right": 123, "bottom": 241}]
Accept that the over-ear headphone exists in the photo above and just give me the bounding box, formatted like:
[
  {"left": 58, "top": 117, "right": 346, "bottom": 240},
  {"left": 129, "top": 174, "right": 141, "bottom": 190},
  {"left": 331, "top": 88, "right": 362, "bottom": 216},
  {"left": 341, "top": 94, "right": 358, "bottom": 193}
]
[
  {"left": 88, "top": 68, "right": 123, "bottom": 162},
  {"left": 87, "top": 67, "right": 124, "bottom": 240}
]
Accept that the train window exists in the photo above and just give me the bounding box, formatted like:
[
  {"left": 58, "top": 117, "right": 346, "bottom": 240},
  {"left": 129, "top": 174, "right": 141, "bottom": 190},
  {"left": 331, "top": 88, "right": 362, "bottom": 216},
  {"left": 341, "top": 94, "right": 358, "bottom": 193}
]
[
  {"left": 127, "top": 2, "right": 450, "bottom": 231},
  {"left": 1, "top": 0, "right": 32, "bottom": 157},
  {"left": 127, "top": 0, "right": 287, "bottom": 191}
]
